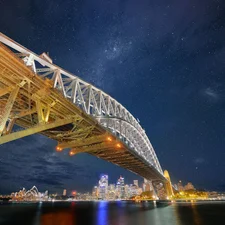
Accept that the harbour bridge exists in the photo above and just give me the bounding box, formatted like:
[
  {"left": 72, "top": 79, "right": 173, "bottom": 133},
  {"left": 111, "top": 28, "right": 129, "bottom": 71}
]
[{"left": 0, "top": 33, "right": 173, "bottom": 198}]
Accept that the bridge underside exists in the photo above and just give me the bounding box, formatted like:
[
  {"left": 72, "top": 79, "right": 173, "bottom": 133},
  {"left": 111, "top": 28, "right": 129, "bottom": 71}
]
[{"left": 0, "top": 42, "right": 165, "bottom": 182}]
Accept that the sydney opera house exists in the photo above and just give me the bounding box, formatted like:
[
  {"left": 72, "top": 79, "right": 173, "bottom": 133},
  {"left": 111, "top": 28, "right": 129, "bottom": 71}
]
[{"left": 11, "top": 186, "right": 48, "bottom": 201}]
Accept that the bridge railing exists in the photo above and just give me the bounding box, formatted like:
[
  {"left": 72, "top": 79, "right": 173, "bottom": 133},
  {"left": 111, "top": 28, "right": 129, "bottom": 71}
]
[{"left": 0, "top": 33, "right": 163, "bottom": 175}]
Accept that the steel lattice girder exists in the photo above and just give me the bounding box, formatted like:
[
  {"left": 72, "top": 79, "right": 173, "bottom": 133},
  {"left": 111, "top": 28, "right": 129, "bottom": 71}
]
[{"left": 0, "top": 32, "right": 163, "bottom": 177}]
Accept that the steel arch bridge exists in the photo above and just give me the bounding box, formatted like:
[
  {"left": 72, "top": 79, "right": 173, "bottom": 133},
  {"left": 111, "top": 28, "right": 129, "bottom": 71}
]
[{"left": 0, "top": 33, "right": 166, "bottom": 183}]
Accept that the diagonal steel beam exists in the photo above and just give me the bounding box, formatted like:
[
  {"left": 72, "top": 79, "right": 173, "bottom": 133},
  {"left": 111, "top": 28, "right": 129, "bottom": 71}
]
[
  {"left": 0, "top": 117, "right": 75, "bottom": 145},
  {"left": 0, "top": 85, "right": 22, "bottom": 135},
  {"left": 0, "top": 86, "right": 12, "bottom": 97},
  {"left": 11, "top": 108, "right": 36, "bottom": 118}
]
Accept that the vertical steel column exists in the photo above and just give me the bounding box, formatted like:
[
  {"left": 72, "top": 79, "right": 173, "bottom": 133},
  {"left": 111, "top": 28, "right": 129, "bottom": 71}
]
[
  {"left": 0, "top": 86, "right": 20, "bottom": 135},
  {"left": 36, "top": 100, "right": 44, "bottom": 123},
  {"left": 5, "top": 118, "right": 16, "bottom": 135}
]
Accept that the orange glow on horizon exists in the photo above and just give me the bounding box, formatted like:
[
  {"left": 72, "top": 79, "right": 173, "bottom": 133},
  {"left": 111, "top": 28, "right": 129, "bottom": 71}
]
[{"left": 69, "top": 151, "right": 75, "bottom": 156}]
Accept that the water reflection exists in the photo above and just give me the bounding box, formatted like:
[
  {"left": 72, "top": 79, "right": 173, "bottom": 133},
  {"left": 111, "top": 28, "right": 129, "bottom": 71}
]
[
  {"left": 173, "top": 202, "right": 204, "bottom": 225},
  {"left": 1, "top": 201, "right": 225, "bottom": 225},
  {"left": 191, "top": 203, "right": 203, "bottom": 225},
  {"left": 97, "top": 201, "right": 108, "bottom": 225},
  {"left": 41, "top": 211, "right": 75, "bottom": 225},
  {"left": 33, "top": 202, "right": 42, "bottom": 225}
]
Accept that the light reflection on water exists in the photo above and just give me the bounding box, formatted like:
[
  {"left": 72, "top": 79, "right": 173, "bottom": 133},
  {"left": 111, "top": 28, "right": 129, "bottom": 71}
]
[
  {"left": 97, "top": 201, "right": 108, "bottom": 225},
  {"left": 0, "top": 201, "right": 225, "bottom": 225}
]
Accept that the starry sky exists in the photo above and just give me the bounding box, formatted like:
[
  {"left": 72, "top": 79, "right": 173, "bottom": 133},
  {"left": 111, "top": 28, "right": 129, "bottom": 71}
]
[{"left": 0, "top": 0, "right": 225, "bottom": 194}]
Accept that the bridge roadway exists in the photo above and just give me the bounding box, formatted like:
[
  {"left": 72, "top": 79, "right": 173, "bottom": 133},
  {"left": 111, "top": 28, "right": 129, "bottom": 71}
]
[{"left": 0, "top": 33, "right": 166, "bottom": 183}]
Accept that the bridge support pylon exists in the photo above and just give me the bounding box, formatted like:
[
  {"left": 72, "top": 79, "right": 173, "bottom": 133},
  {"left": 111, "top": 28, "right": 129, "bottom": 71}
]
[{"left": 163, "top": 170, "right": 174, "bottom": 199}]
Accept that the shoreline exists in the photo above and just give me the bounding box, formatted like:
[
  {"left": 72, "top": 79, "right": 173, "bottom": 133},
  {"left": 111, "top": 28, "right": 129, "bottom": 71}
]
[{"left": 1, "top": 199, "right": 225, "bottom": 204}]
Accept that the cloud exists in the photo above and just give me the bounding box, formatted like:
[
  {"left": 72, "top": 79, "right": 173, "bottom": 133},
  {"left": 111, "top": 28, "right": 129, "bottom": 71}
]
[
  {"left": 27, "top": 177, "right": 63, "bottom": 186},
  {"left": 193, "top": 157, "right": 206, "bottom": 164},
  {"left": 203, "top": 87, "right": 219, "bottom": 100}
]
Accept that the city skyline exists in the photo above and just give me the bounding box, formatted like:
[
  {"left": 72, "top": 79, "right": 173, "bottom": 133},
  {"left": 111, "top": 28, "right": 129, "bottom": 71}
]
[{"left": 1, "top": 174, "right": 198, "bottom": 201}]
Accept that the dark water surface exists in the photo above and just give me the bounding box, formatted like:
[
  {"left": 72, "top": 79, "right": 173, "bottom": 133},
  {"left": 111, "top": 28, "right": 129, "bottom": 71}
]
[{"left": 0, "top": 201, "right": 225, "bottom": 225}]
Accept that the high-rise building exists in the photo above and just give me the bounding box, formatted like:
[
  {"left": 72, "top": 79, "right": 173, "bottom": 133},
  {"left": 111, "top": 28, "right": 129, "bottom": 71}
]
[
  {"left": 117, "top": 176, "right": 125, "bottom": 199},
  {"left": 116, "top": 181, "right": 121, "bottom": 199},
  {"left": 92, "top": 186, "right": 98, "bottom": 198},
  {"left": 130, "top": 184, "right": 138, "bottom": 196},
  {"left": 137, "top": 187, "right": 143, "bottom": 195},
  {"left": 133, "top": 180, "right": 139, "bottom": 187},
  {"left": 108, "top": 184, "right": 116, "bottom": 199},
  {"left": 63, "top": 189, "right": 67, "bottom": 196},
  {"left": 98, "top": 175, "right": 108, "bottom": 199},
  {"left": 124, "top": 184, "right": 130, "bottom": 198},
  {"left": 143, "top": 179, "right": 152, "bottom": 192}
]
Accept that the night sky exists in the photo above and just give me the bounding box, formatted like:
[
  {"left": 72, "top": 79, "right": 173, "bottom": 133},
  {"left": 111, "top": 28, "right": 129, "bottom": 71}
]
[{"left": 0, "top": 0, "right": 225, "bottom": 194}]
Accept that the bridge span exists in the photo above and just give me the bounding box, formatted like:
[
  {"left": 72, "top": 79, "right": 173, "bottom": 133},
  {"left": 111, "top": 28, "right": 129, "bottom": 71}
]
[{"left": 0, "top": 33, "right": 171, "bottom": 192}]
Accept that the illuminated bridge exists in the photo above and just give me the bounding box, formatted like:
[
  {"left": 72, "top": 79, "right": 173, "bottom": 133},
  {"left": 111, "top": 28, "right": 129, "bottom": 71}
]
[{"left": 0, "top": 33, "right": 173, "bottom": 195}]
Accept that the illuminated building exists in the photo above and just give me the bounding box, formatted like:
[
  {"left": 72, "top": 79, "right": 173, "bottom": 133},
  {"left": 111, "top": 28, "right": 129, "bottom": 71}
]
[
  {"left": 63, "top": 189, "right": 67, "bottom": 196},
  {"left": 184, "top": 182, "right": 195, "bottom": 191},
  {"left": 11, "top": 186, "right": 48, "bottom": 201},
  {"left": 133, "top": 180, "right": 139, "bottom": 187},
  {"left": 108, "top": 184, "right": 116, "bottom": 199},
  {"left": 124, "top": 184, "right": 130, "bottom": 198},
  {"left": 130, "top": 184, "right": 138, "bottom": 197},
  {"left": 98, "top": 175, "right": 108, "bottom": 199},
  {"left": 177, "top": 181, "right": 184, "bottom": 192},
  {"left": 143, "top": 179, "right": 152, "bottom": 192},
  {"left": 137, "top": 188, "right": 143, "bottom": 195},
  {"left": 116, "top": 181, "right": 121, "bottom": 198},
  {"left": 92, "top": 186, "right": 98, "bottom": 198},
  {"left": 117, "top": 176, "right": 125, "bottom": 199}
]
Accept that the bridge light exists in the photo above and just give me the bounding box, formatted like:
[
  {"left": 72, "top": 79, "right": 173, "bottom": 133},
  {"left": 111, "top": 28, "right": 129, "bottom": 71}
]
[
  {"left": 116, "top": 143, "right": 121, "bottom": 148},
  {"left": 69, "top": 151, "right": 75, "bottom": 156},
  {"left": 56, "top": 146, "right": 62, "bottom": 152},
  {"left": 107, "top": 137, "right": 112, "bottom": 142}
]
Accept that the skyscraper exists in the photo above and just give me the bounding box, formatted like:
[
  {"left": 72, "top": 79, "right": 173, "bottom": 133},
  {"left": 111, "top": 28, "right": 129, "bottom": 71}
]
[
  {"left": 108, "top": 184, "right": 116, "bottom": 199},
  {"left": 117, "top": 176, "right": 125, "bottom": 199},
  {"left": 98, "top": 175, "right": 108, "bottom": 199}
]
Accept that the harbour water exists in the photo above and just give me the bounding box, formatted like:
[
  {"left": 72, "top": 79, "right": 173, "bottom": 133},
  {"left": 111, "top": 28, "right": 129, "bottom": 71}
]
[{"left": 0, "top": 201, "right": 225, "bottom": 225}]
